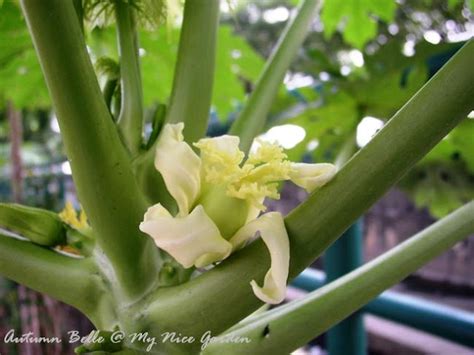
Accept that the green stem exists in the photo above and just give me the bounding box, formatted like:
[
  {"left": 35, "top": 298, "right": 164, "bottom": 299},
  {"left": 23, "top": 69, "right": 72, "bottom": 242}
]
[
  {"left": 0, "top": 232, "right": 111, "bottom": 327},
  {"left": 143, "top": 40, "right": 474, "bottom": 345},
  {"left": 103, "top": 78, "right": 118, "bottom": 116},
  {"left": 229, "top": 0, "right": 321, "bottom": 153},
  {"left": 165, "top": 0, "right": 220, "bottom": 143},
  {"left": 20, "top": 0, "right": 159, "bottom": 301},
  {"left": 115, "top": 1, "right": 144, "bottom": 155},
  {"left": 132, "top": 0, "right": 220, "bottom": 205},
  {"left": 203, "top": 202, "right": 474, "bottom": 354}
]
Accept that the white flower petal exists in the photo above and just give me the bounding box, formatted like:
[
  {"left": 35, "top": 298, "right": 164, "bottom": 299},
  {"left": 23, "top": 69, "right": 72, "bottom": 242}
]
[
  {"left": 143, "top": 203, "right": 172, "bottom": 221},
  {"left": 289, "top": 163, "right": 337, "bottom": 193},
  {"left": 139, "top": 204, "right": 232, "bottom": 268},
  {"left": 155, "top": 123, "right": 201, "bottom": 216},
  {"left": 229, "top": 212, "right": 289, "bottom": 304}
]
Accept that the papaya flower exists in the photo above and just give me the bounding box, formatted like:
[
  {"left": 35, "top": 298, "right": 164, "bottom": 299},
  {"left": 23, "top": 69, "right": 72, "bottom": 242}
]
[{"left": 139, "top": 123, "right": 336, "bottom": 304}]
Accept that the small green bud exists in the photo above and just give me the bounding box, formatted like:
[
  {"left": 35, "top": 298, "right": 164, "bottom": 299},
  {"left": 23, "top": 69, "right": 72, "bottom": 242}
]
[
  {"left": 0, "top": 203, "right": 66, "bottom": 246},
  {"left": 158, "top": 258, "right": 194, "bottom": 286}
]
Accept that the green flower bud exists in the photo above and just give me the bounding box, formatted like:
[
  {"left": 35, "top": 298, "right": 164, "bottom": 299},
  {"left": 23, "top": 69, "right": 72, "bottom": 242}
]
[{"left": 0, "top": 203, "right": 66, "bottom": 246}]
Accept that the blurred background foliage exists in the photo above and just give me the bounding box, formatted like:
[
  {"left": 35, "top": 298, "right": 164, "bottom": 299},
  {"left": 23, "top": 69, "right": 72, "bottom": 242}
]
[{"left": 0, "top": 0, "right": 473, "bottom": 219}]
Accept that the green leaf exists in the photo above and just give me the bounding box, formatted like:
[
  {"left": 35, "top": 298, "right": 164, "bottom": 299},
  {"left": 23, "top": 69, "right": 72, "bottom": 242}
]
[
  {"left": 83, "top": 0, "right": 167, "bottom": 30},
  {"left": 400, "top": 119, "right": 474, "bottom": 218},
  {"left": 286, "top": 90, "right": 358, "bottom": 162},
  {"left": 321, "top": 0, "right": 397, "bottom": 48},
  {"left": 89, "top": 24, "right": 264, "bottom": 122},
  {"left": 448, "top": 0, "right": 463, "bottom": 9},
  {"left": 0, "top": 1, "right": 50, "bottom": 108},
  {"left": 401, "top": 162, "right": 474, "bottom": 218},
  {"left": 213, "top": 25, "right": 265, "bottom": 121},
  {"left": 451, "top": 119, "right": 474, "bottom": 173}
]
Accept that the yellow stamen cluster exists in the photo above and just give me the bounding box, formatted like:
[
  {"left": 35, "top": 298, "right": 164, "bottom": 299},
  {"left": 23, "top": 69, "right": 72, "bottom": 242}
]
[
  {"left": 195, "top": 139, "right": 293, "bottom": 211},
  {"left": 194, "top": 136, "right": 244, "bottom": 185},
  {"left": 59, "top": 201, "right": 89, "bottom": 229}
]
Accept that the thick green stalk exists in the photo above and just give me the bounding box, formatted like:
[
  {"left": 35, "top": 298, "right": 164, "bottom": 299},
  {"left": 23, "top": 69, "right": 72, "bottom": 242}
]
[
  {"left": 0, "top": 232, "right": 111, "bottom": 327},
  {"left": 115, "top": 1, "right": 144, "bottom": 155},
  {"left": 132, "top": 0, "right": 220, "bottom": 204},
  {"left": 143, "top": 41, "right": 474, "bottom": 345},
  {"left": 20, "top": 0, "right": 159, "bottom": 301},
  {"left": 229, "top": 0, "right": 321, "bottom": 153},
  {"left": 203, "top": 202, "right": 474, "bottom": 354},
  {"left": 165, "top": 0, "right": 220, "bottom": 143}
]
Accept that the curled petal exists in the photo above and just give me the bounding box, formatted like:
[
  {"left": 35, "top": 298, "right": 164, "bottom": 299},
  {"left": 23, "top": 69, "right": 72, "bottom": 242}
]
[
  {"left": 155, "top": 123, "right": 201, "bottom": 216},
  {"left": 139, "top": 204, "right": 232, "bottom": 268},
  {"left": 289, "top": 163, "right": 337, "bottom": 193},
  {"left": 229, "top": 212, "right": 289, "bottom": 304},
  {"left": 142, "top": 202, "right": 172, "bottom": 220}
]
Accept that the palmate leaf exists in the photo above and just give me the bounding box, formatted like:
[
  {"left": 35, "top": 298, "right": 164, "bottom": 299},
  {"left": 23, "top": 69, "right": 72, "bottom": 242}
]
[
  {"left": 400, "top": 119, "right": 474, "bottom": 218},
  {"left": 89, "top": 24, "right": 264, "bottom": 120},
  {"left": 285, "top": 89, "right": 358, "bottom": 163},
  {"left": 0, "top": 1, "right": 49, "bottom": 108},
  {"left": 213, "top": 25, "right": 265, "bottom": 121},
  {"left": 279, "top": 40, "right": 466, "bottom": 164},
  {"left": 321, "top": 0, "right": 397, "bottom": 49},
  {"left": 350, "top": 41, "right": 463, "bottom": 118},
  {"left": 83, "top": 0, "right": 167, "bottom": 30}
]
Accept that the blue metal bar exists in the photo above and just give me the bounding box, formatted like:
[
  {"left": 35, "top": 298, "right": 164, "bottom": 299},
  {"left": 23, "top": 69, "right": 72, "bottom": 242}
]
[
  {"left": 292, "top": 269, "right": 474, "bottom": 348},
  {"left": 324, "top": 221, "right": 367, "bottom": 355}
]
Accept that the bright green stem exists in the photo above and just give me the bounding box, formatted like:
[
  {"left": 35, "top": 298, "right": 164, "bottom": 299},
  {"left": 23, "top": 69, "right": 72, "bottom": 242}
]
[
  {"left": 132, "top": 0, "right": 220, "bottom": 204},
  {"left": 203, "top": 202, "right": 474, "bottom": 354},
  {"left": 165, "top": 0, "right": 220, "bottom": 143},
  {"left": 0, "top": 232, "right": 110, "bottom": 326},
  {"left": 144, "top": 40, "right": 474, "bottom": 345},
  {"left": 20, "top": 0, "right": 159, "bottom": 301},
  {"left": 115, "top": 1, "right": 144, "bottom": 155},
  {"left": 229, "top": 0, "right": 321, "bottom": 153}
]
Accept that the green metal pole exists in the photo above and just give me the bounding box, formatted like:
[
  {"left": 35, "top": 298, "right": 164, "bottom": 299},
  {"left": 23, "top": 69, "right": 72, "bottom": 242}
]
[
  {"left": 325, "top": 221, "right": 367, "bottom": 355},
  {"left": 292, "top": 269, "right": 474, "bottom": 348}
]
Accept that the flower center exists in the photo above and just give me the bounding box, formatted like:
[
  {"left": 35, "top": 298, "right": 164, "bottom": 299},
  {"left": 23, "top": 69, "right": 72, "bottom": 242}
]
[
  {"left": 195, "top": 138, "right": 293, "bottom": 212},
  {"left": 196, "top": 184, "right": 249, "bottom": 239}
]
